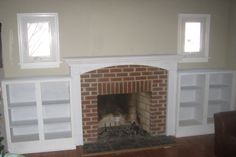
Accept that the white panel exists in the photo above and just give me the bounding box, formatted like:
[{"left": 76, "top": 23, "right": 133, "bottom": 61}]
[
  {"left": 8, "top": 83, "right": 36, "bottom": 103},
  {"left": 179, "top": 107, "right": 195, "bottom": 120},
  {"left": 10, "top": 106, "right": 37, "bottom": 121},
  {"left": 209, "top": 88, "right": 222, "bottom": 100},
  {"left": 11, "top": 126, "right": 38, "bottom": 135},
  {"left": 42, "top": 104, "right": 70, "bottom": 119},
  {"left": 41, "top": 81, "right": 70, "bottom": 101},
  {"left": 180, "top": 90, "right": 196, "bottom": 102},
  {"left": 44, "top": 123, "right": 71, "bottom": 133},
  {"left": 181, "top": 75, "right": 196, "bottom": 86}
]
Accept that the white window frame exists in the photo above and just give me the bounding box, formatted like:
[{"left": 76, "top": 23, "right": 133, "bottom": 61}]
[
  {"left": 17, "top": 13, "right": 60, "bottom": 69},
  {"left": 178, "top": 14, "right": 210, "bottom": 63}
]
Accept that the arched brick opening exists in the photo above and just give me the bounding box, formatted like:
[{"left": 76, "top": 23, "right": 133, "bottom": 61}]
[{"left": 80, "top": 65, "right": 168, "bottom": 143}]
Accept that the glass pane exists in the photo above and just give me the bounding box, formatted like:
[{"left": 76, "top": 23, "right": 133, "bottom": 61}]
[
  {"left": 27, "top": 22, "right": 51, "bottom": 57},
  {"left": 184, "top": 22, "right": 201, "bottom": 53}
]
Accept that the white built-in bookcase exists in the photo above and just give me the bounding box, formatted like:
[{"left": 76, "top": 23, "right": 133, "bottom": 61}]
[
  {"left": 176, "top": 69, "right": 236, "bottom": 137},
  {"left": 1, "top": 77, "right": 75, "bottom": 154}
]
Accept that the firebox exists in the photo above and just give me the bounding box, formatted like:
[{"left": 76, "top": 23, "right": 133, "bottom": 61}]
[{"left": 97, "top": 93, "right": 154, "bottom": 141}]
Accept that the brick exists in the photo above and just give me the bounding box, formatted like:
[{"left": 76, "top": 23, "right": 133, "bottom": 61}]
[
  {"left": 128, "top": 82, "right": 132, "bottom": 93},
  {"left": 91, "top": 83, "right": 97, "bottom": 87},
  {"left": 84, "top": 78, "right": 97, "bottom": 82},
  {"left": 91, "top": 74, "right": 103, "bottom": 78},
  {"left": 97, "top": 69, "right": 109, "bottom": 73},
  {"left": 136, "top": 67, "right": 147, "bottom": 72},
  {"left": 86, "top": 105, "right": 97, "bottom": 109},
  {"left": 129, "top": 72, "right": 141, "bottom": 77},
  {"left": 160, "top": 75, "right": 167, "bottom": 79},
  {"left": 87, "top": 138, "right": 97, "bottom": 143},
  {"left": 82, "top": 101, "right": 90, "bottom": 105},
  {"left": 123, "top": 77, "right": 135, "bottom": 81},
  {"left": 86, "top": 87, "right": 97, "bottom": 92},
  {"left": 147, "top": 67, "right": 157, "bottom": 71},
  {"left": 87, "top": 130, "right": 97, "bottom": 133},
  {"left": 92, "top": 117, "right": 98, "bottom": 121},
  {"left": 81, "top": 74, "right": 90, "bottom": 79},
  {"left": 85, "top": 96, "right": 97, "bottom": 100},
  {"left": 98, "top": 78, "right": 109, "bottom": 82},
  {"left": 147, "top": 76, "right": 158, "bottom": 80},
  {"left": 102, "top": 83, "right": 106, "bottom": 94},
  {"left": 107, "top": 83, "right": 111, "bottom": 94},
  {"left": 83, "top": 117, "right": 91, "bottom": 121},
  {"left": 131, "top": 81, "right": 135, "bottom": 92},
  {"left": 82, "top": 109, "right": 91, "bottom": 113},
  {"left": 152, "top": 87, "right": 163, "bottom": 91},
  {"left": 142, "top": 71, "right": 153, "bottom": 75},
  {"left": 117, "top": 73, "right": 128, "bottom": 77},
  {"left": 91, "top": 92, "right": 98, "bottom": 96},
  {"left": 153, "top": 80, "right": 163, "bottom": 84},
  {"left": 116, "top": 82, "right": 120, "bottom": 93},
  {"left": 81, "top": 92, "right": 90, "bottom": 96},
  {"left": 83, "top": 126, "right": 91, "bottom": 130},
  {"left": 124, "top": 82, "right": 128, "bottom": 93},
  {"left": 83, "top": 134, "right": 92, "bottom": 138},
  {"left": 104, "top": 73, "right": 116, "bottom": 77},
  {"left": 154, "top": 71, "right": 165, "bottom": 75},
  {"left": 159, "top": 91, "right": 167, "bottom": 95},
  {"left": 110, "top": 68, "right": 122, "bottom": 73},
  {"left": 123, "top": 68, "right": 135, "bottom": 72},
  {"left": 111, "top": 77, "right": 122, "bottom": 82},
  {"left": 81, "top": 83, "right": 90, "bottom": 88},
  {"left": 120, "top": 82, "right": 124, "bottom": 93},
  {"left": 136, "top": 76, "right": 146, "bottom": 80}
]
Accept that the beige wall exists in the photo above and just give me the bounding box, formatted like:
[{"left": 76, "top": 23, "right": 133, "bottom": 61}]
[
  {"left": 228, "top": 0, "right": 236, "bottom": 69},
  {"left": 0, "top": 0, "right": 231, "bottom": 77}
]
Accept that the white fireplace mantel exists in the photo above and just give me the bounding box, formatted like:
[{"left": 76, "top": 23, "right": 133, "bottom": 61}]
[
  {"left": 65, "top": 54, "right": 182, "bottom": 75},
  {"left": 64, "top": 54, "right": 182, "bottom": 145}
]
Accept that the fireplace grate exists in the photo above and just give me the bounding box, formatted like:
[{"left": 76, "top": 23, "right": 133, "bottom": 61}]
[{"left": 98, "top": 122, "right": 149, "bottom": 142}]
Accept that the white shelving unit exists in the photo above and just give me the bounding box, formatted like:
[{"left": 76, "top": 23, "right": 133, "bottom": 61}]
[
  {"left": 1, "top": 77, "right": 75, "bottom": 154},
  {"left": 176, "top": 70, "right": 236, "bottom": 137}
]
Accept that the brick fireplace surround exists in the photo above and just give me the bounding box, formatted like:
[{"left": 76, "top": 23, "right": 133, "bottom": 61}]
[
  {"left": 81, "top": 65, "right": 168, "bottom": 143},
  {"left": 65, "top": 55, "right": 181, "bottom": 146}
]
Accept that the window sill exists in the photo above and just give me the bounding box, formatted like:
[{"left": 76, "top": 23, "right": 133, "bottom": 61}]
[
  {"left": 179, "top": 57, "right": 209, "bottom": 63},
  {"left": 20, "top": 62, "right": 60, "bottom": 69}
]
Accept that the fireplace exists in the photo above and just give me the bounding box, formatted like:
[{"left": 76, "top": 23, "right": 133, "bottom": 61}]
[
  {"left": 80, "top": 65, "right": 167, "bottom": 143},
  {"left": 65, "top": 55, "right": 181, "bottom": 145},
  {"left": 97, "top": 93, "right": 151, "bottom": 129}
]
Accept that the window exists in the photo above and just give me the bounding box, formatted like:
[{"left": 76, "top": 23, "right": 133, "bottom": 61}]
[
  {"left": 178, "top": 14, "right": 210, "bottom": 62},
  {"left": 17, "top": 13, "right": 60, "bottom": 69}
]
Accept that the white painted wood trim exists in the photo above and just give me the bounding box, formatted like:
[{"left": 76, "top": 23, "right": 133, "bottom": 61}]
[
  {"left": 8, "top": 138, "right": 75, "bottom": 154},
  {"left": 1, "top": 82, "right": 11, "bottom": 152},
  {"left": 35, "top": 83, "right": 44, "bottom": 140}
]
